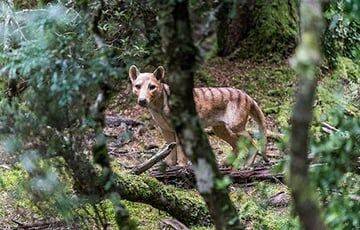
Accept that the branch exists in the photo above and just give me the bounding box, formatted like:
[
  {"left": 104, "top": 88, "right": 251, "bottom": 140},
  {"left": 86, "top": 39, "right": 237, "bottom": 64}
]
[{"left": 132, "top": 142, "right": 176, "bottom": 175}]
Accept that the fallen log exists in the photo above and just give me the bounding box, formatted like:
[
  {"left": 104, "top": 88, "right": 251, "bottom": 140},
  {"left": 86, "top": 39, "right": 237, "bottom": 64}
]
[
  {"left": 150, "top": 164, "right": 284, "bottom": 188},
  {"left": 113, "top": 172, "right": 211, "bottom": 227}
]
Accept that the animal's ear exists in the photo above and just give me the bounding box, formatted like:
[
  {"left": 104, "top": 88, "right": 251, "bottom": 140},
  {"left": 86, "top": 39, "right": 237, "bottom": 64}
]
[
  {"left": 129, "top": 65, "right": 140, "bottom": 82},
  {"left": 153, "top": 66, "right": 165, "bottom": 81}
]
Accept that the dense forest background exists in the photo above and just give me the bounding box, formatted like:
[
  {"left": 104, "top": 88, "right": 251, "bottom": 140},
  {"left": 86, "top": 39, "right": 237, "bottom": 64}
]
[{"left": 0, "top": 0, "right": 359, "bottom": 229}]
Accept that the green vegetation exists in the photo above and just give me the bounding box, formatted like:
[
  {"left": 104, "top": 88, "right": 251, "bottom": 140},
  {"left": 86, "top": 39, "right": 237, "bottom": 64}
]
[{"left": 0, "top": 0, "right": 359, "bottom": 229}]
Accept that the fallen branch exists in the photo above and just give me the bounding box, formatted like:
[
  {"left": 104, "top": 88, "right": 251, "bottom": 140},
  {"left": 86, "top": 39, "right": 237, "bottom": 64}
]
[
  {"left": 150, "top": 164, "right": 284, "bottom": 188},
  {"left": 321, "top": 122, "right": 339, "bottom": 134},
  {"left": 132, "top": 142, "right": 176, "bottom": 175}
]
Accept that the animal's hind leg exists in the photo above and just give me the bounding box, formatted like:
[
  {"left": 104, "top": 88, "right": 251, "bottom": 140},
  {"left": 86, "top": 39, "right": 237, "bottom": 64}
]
[
  {"left": 239, "top": 129, "right": 269, "bottom": 164},
  {"left": 213, "top": 125, "right": 239, "bottom": 160},
  {"left": 238, "top": 131, "right": 261, "bottom": 166}
]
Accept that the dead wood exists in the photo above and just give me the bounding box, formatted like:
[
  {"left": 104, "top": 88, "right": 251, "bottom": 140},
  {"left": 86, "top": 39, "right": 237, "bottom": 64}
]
[
  {"left": 150, "top": 164, "right": 284, "bottom": 188},
  {"left": 132, "top": 142, "right": 176, "bottom": 175}
]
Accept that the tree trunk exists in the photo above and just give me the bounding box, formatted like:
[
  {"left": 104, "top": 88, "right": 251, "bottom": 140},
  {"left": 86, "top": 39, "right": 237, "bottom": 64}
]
[
  {"left": 216, "top": 0, "right": 255, "bottom": 57},
  {"left": 216, "top": 0, "right": 299, "bottom": 59},
  {"left": 158, "top": 1, "right": 243, "bottom": 229},
  {"left": 288, "top": 0, "right": 326, "bottom": 229}
]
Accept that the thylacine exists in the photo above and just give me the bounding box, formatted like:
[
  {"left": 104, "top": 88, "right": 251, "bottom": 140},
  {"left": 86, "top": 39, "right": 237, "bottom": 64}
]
[{"left": 129, "top": 65, "right": 269, "bottom": 166}]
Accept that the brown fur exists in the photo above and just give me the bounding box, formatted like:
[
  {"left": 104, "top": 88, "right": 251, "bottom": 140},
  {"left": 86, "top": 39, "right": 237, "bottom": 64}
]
[{"left": 129, "top": 65, "right": 268, "bottom": 166}]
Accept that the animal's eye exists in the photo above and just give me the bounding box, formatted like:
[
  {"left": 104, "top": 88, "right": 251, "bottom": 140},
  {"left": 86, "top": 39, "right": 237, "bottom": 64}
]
[
  {"left": 135, "top": 84, "right": 141, "bottom": 89},
  {"left": 148, "top": 85, "right": 156, "bottom": 90}
]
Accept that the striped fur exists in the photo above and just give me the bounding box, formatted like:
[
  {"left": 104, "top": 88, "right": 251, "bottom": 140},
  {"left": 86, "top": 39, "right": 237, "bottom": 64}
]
[{"left": 129, "top": 65, "right": 268, "bottom": 166}]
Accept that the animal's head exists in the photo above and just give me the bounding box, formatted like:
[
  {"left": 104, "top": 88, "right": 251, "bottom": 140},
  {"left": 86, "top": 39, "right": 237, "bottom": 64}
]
[{"left": 129, "top": 65, "right": 165, "bottom": 107}]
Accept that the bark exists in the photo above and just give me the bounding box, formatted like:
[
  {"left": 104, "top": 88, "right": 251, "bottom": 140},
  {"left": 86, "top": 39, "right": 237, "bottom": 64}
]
[
  {"left": 289, "top": 0, "right": 326, "bottom": 229},
  {"left": 159, "top": 1, "right": 242, "bottom": 229},
  {"left": 216, "top": 1, "right": 255, "bottom": 57}
]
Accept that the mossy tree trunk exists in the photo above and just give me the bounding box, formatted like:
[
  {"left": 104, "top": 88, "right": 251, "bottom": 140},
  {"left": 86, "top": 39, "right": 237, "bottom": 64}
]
[
  {"left": 216, "top": 0, "right": 299, "bottom": 59},
  {"left": 289, "top": 0, "right": 326, "bottom": 229},
  {"left": 158, "top": 1, "right": 242, "bottom": 229}
]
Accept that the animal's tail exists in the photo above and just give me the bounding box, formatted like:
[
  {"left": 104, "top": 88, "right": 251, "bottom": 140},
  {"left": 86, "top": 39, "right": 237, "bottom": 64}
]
[{"left": 249, "top": 98, "right": 269, "bottom": 162}]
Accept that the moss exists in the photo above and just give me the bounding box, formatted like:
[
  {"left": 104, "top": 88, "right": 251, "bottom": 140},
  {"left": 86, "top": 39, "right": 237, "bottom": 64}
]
[
  {"left": 195, "top": 69, "right": 218, "bottom": 87},
  {"left": 233, "top": 0, "right": 299, "bottom": 61},
  {"left": 124, "top": 201, "right": 168, "bottom": 229},
  {"left": 313, "top": 57, "right": 360, "bottom": 127},
  {"left": 0, "top": 167, "right": 43, "bottom": 222},
  {"left": 231, "top": 182, "right": 298, "bottom": 229}
]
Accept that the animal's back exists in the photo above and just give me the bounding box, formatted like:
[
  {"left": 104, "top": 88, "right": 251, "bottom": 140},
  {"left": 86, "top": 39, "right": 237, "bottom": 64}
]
[{"left": 193, "top": 87, "right": 252, "bottom": 127}]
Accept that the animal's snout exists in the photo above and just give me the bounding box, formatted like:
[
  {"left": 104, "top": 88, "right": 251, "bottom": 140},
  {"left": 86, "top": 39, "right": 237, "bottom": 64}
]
[{"left": 138, "top": 98, "right": 148, "bottom": 107}]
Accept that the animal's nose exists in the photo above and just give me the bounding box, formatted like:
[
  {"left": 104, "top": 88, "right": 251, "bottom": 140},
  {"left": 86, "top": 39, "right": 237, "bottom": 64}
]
[{"left": 138, "top": 98, "right": 147, "bottom": 107}]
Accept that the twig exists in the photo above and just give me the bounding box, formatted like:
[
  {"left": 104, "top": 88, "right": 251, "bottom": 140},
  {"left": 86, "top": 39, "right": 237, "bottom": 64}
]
[{"left": 132, "top": 142, "right": 176, "bottom": 175}]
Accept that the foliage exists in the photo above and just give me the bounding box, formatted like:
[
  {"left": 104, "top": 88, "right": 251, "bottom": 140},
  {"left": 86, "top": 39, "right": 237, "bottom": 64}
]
[
  {"left": 310, "top": 110, "right": 360, "bottom": 229},
  {"left": 99, "top": 0, "right": 162, "bottom": 69},
  {"left": 0, "top": 3, "right": 123, "bottom": 227},
  {"left": 323, "top": 0, "right": 360, "bottom": 67},
  {"left": 0, "top": 0, "right": 359, "bottom": 229}
]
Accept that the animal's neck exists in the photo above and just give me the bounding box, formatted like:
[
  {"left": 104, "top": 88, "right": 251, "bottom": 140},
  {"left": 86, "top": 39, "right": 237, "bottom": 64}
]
[{"left": 149, "top": 83, "right": 170, "bottom": 115}]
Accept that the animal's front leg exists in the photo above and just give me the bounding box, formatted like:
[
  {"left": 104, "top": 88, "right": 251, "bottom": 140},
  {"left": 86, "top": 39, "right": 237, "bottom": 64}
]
[
  {"left": 162, "top": 130, "right": 177, "bottom": 166},
  {"left": 175, "top": 135, "right": 188, "bottom": 166}
]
